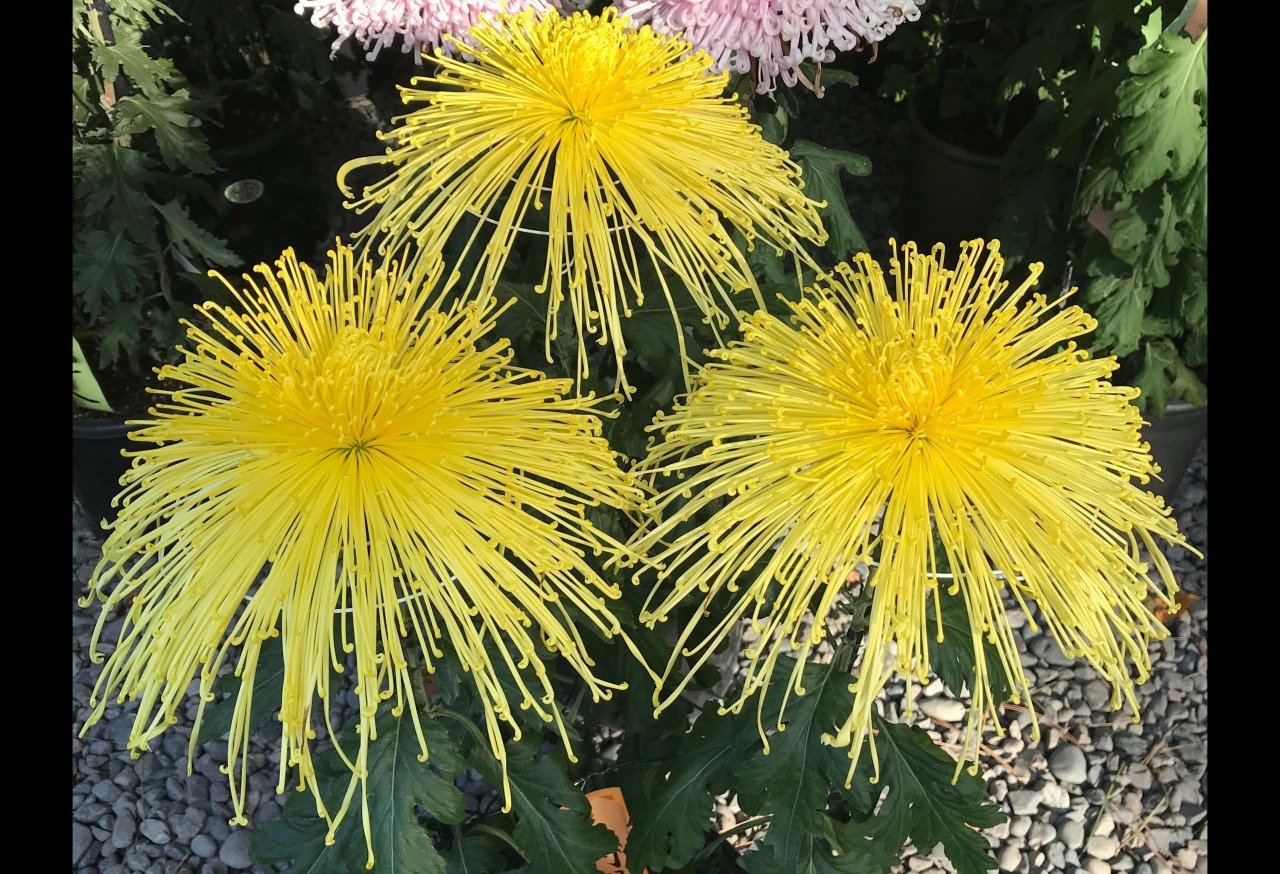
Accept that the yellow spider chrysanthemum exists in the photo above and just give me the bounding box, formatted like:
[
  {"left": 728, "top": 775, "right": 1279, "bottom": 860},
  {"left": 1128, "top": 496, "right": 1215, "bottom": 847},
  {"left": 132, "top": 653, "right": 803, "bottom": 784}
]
[
  {"left": 78, "top": 243, "right": 649, "bottom": 869},
  {"left": 337, "top": 6, "right": 827, "bottom": 395},
  {"left": 628, "top": 239, "right": 1197, "bottom": 786}
]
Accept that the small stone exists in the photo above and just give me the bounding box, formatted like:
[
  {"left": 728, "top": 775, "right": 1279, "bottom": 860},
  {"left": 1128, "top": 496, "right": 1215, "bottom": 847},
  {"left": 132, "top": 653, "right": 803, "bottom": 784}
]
[
  {"left": 139, "top": 818, "right": 171, "bottom": 844},
  {"left": 1040, "top": 782, "right": 1071, "bottom": 810},
  {"left": 1147, "top": 827, "right": 1188, "bottom": 854},
  {"left": 1176, "top": 848, "right": 1198, "bottom": 869},
  {"left": 1048, "top": 745, "right": 1088, "bottom": 784},
  {"left": 124, "top": 844, "right": 150, "bottom": 871},
  {"left": 1086, "top": 859, "right": 1112, "bottom": 874},
  {"left": 111, "top": 809, "right": 137, "bottom": 850},
  {"left": 161, "top": 731, "right": 191, "bottom": 760},
  {"left": 1143, "top": 691, "right": 1168, "bottom": 720},
  {"left": 219, "top": 829, "right": 254, "bottom": 870},
  {"left": 1182, "top": 804, "right": 1207, "bottom": 826},
  {"left": 1030, "top": 635, "right": 1077, "bottom": 667},
  {"left": 1170, "top": 782, "right": 1203, "bottom": 810},
  {"left": 1009, "top": 789, "right": 1043, "bottom": 816},
  {"left": 1027, "top": 821, "right": 1055, "bottom": 849},
  {"left": 93, "top": 779, "right": 124, "bottom": 804},
  {"left": 74, "top": 801, "right": 110, "bottom": 824},
  {"left": 172, "top": 808, "right": 206, "bottom": 842},
  {"left": 190, "top": 835, "right": 218, "bottom": 859},
  {"left": 1060, "top": 819, "right": 1085, "bottom": 850},
  {"left": 73, "top": 823, "right": 94, "bottom": 866},
  {"left": 195, "top": 755, "right": 225, "bottom": 783},
  {"left": 1093, "top": 812, "right": 1116, "bottom": 839},
  {"left": 1086, "top": 835, "right": 1120, "bottom": 860},
  {"left": 1009, "top": 816, "right": 1032, "bottom": 838},
  {"left": 185, "top": 774, "right": 211, "bottom": 804},
  {"left": 997, "top": 844, "right": 1022, "bottom": 872},
  {"left": 1124, "top": 762, "right": 1153, "bottom": 791},
  {"left": 134, "top": 755, "right": 168, "bottom": 783},
  {"left": 918, "top": 697, "right": 967, "bottom": 724},
  {"left": 1113, "top": 733, "right": 1148, "bottom": 758},
  {"left": 207, "top": 818, "right": 232, "bottom": 842}
]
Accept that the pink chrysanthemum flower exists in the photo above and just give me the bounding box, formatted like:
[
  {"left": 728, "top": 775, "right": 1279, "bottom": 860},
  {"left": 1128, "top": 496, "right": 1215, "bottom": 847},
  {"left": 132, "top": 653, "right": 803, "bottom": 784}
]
[
  {"left": 295, "top": 0, "right": 568, "bottom": 60},
  {"left": 615, "top": 0, "right": 923, "bottom": 94}
]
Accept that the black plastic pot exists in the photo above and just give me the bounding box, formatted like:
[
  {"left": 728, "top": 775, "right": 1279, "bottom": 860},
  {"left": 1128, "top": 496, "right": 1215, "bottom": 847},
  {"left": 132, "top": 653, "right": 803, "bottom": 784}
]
[
  {"left": 72, "top": 418, "right": 134, "bottom": 528},
  {"left": 1141, "top": 402, "right": 1208, "bottom": 504},
  {"left": 900, "top": 99, "right": 1003, "bottom": 250},
  {"left": 204, "top": 112, "right": 328, "bottom": 268}
]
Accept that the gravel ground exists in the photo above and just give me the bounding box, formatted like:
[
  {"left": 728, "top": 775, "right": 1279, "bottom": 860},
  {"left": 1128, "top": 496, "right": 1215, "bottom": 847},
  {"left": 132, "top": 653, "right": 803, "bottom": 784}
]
[{"left": 72, "top": 82, "right": 1208, "bottom": 874}]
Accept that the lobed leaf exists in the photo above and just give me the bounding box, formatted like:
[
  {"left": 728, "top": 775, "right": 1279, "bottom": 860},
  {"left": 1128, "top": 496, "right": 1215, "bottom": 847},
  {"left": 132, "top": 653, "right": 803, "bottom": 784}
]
[
  {"left": 789, "top": 139, "right": 872, "bottom": 262},
  {"left": 471, "top": 738, "right": 617, "bottom": 874},
  {"left": 624, "top": 707, "right": 756, "bottom": 873},
  {"left": 1114, "top": 33, "right": 1208, "bottom": 190},
  {"left": 863, "top": 718, "right": 1005, "bottom": 874},
  {"left": 926, "top": 587, "right": 1014, "bottom": 705},
  {"left": 115, "top": 91, "right": 218, "bottom": 175}
]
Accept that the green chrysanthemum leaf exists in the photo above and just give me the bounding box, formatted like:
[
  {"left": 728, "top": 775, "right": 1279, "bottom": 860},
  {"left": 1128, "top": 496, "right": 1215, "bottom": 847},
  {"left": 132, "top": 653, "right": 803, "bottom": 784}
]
[
  {"left": 864, "top": 718, "right": 1006, "bottom": 874},
  {"left": 1115, "top": 32, "right": 1208, "bottom": 190}
]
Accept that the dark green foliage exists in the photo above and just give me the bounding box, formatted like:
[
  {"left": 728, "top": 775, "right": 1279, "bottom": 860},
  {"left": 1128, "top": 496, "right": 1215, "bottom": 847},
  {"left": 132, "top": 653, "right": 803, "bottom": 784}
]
[
  {"left": 623, "top": 707, "right": 758, "bottom": 873},
  {"left": 471, "top": 738, "right": 619, "bottom": 874},
  {"left": 444, "top": 830, "right": 510, "bottom": 874},
  {"left": 864, "top": 718, "right": 1006, "bottom": 874},
  {"left": 195, "top": 635, "right": 287, "bottom": 746},
  {"left": 72, "top": 0, "right": 238, "bottom": 398},
  {"left": 926, "top": 586, "right": 1014, "bottom": 705},
  {"left": 251, "top": 711, "right": 465, "bottom": 873},
  {"left": 788, "top": 139, "right": 873, "bottom": 262},
  {"left": 989, "top": 0, "right": 1207, "bottom": 415},
  {"left": 736, "top": 660, "right": 870, "bottom": 870}
]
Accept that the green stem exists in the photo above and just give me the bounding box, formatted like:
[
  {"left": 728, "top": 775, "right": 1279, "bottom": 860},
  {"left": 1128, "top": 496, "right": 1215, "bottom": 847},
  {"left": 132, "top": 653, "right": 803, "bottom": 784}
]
[
  {"left": 1167, "top": 0, "right": 1201, "bottom": 34},
  {"left": 431, "top": 706, "right": 490, "bottom": 752},
  {"left": 1086, "top": 762, "right": 1125, "bottom": 843},
  {"left": 833, "top": 635, "right": 858, "bottom": 674},
  {"left": 563, "top": 681, "right": 589, "bottom": 728},
  {"left": 151, "top": 230, "right": 178, "bottom": 312}
]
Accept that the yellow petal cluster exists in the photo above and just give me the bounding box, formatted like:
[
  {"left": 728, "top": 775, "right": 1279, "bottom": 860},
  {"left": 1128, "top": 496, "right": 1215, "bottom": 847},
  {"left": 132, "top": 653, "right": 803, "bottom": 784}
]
[
  {"left": 338, "top": 5, "right": 827, "bottom": 395},
  {"left": 78, "top": 244, "right": 648, "bottom": 869},
  {"left": 629, "top": 239, "right": 1196, "bottom": 785}
]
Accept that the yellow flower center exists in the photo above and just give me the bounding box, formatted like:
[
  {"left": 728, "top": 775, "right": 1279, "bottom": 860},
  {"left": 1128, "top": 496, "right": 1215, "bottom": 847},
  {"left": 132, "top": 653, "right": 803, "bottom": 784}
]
[
  {"left": 876, "top": 333, "right": 954, "bottom": 445},
  {"left": 268, "top": 325, "right": 408, "bottom": 456}
]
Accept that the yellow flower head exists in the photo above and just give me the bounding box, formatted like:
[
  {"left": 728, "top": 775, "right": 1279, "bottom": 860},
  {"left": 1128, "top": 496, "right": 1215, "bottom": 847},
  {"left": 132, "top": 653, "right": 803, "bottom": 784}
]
[
  {"left": 337, "top": 6, "right": 827, "bottom": 395},
  {"left": 629, "top": 239, "right": 1196, "bottom": 785},
  {"left": 78, "top": 244, "right": 648, "bottom": 869}
]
